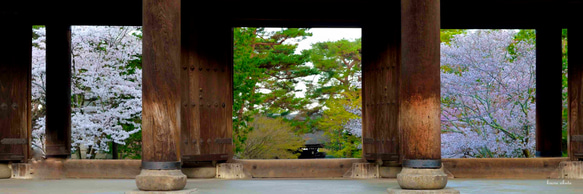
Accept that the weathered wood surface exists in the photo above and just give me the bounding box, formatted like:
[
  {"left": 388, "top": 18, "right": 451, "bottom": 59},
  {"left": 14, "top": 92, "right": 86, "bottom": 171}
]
[
  {"left": 45, "top": 25, "right": 72, "bottom": 158},
  {"left": 180, "top": 6, "right": 233, "bottom": 162},
  {"left": 361, "top": 1, "right": 401, "bottom": 162},
  {"left": 142, "top": 0, "right": 182, "bottom": 162},
  {"left": 0, "top": 24, "right": 31, "bottom": 162},
  {"left": 400, "top": 0, "right": 441, "bottom": 161},
  {"left": 569, "top": 26, "right": 583, "bottom": 160},
  {"left": 535, "top": 27, "right": 563, "bottom": 157}
]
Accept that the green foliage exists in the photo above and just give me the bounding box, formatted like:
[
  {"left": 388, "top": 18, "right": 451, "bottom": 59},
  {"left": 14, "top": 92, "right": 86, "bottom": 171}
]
[
  {"left": 32, "top": 25, "right": 45, "bottom": 46},
  {"left": 122, "top": 56, "right": 142, "bottom": 76},
  {"left": 233, "top": 27, "right": 315, "bottom": 154},
  {"left": 508, "top": 29, "right": 536, "bottom": 62},
  {"left": 318, "top": 90, "right": 362, "bottom": 158},
  {"left": 318, "top": 91, "right": 360, "bottom": 132},
  {"left": 306, "top": 38, "right": 361, "bottom": 109},
  {"left": 440, "top": 29, "right": 466, "bottom": 45},
  {"left": 238, "top": 116, "right": 305, "bottom": 159},
  {"left": 117, "top": 122, "right": 142, "bottom": 159},
  {"left": 307, "top": 39, "right": 362, "bottom": 158},
  {"left": 515, "top": 29, "right": 536, "bottom": 44}
]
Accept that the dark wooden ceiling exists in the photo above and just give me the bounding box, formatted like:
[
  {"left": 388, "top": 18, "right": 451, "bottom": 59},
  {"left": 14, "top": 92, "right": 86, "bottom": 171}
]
[{"left": 1, "top": 0, "right": 580, "bottom": 29}]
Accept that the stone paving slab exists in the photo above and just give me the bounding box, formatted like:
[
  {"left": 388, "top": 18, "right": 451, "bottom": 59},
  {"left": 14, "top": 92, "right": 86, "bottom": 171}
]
[
  {"left": 125, "top": 188, "right": 197, "bottom": 194},
  {"left": 387, "top": 187, "right": 460, "bottom": 194},
  {"left": 0, "top": 178, "right": 583, "bottom": 194}
]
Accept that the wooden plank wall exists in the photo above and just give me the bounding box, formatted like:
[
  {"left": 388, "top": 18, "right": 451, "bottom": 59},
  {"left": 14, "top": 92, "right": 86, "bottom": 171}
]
[
  {"left": 181, "top": 7, "right": 233, "bottom": 162},
  {"left": 569, "top": 26, "right": 583, "bottom": 160},
  {"left": 361, "top": 1, "right": 401, "bottom": 162},
  {"left": 0, "top": 24, "right": 31, "bottom": 162}
]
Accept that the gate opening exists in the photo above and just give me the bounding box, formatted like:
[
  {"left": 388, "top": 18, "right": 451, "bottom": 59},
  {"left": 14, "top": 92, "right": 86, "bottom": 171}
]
[
  {"left": 30, "top": 26, "right": 143, "bottom": 160},
  {"left": 232, "top": 27, "right": 363, "bottom": 159},
  {"left": 440, "top": 29, "right": 568, "bottom": 158}
]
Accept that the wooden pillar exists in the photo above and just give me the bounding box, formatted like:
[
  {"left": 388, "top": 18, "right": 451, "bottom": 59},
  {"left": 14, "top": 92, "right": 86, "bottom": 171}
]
[
  {"left": 112, "top": 142, "right": 118, "bottom": 159},
  {"left": 400, "top": 0, "right": 441, "bottom": 168},
  {"left": 0, "top": 24, "right": 31, "bottom": 163},
  {"left": 45, "top": 25, "right": 72, "bottom": 158},
  {"left": 569, "top": 26, "right": 583, "bottom": 160},
  {"left": 142, "top": 0, "right": 181, "bottom": 168},
  {"left": 137, "top": 0, "right": 186, "bottom": 190},
  {"left": 535, "top": 27, "right": 563, "bottom": 157},
  {"left": 395, "top": 1, "right": 451, "bottom": 190}
]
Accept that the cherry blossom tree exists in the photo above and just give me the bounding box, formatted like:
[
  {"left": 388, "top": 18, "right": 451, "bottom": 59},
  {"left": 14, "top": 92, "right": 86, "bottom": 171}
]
[
  {"left": 31, "top": 26, "right": 142, "bottom": 158},
  {"left": 440, "top": 30, "right": 536, "bottom": 158}
]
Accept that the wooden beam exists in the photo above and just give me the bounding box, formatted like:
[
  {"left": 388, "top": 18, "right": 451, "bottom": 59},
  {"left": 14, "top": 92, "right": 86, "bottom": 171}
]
[
  {"left": 2, "top": 0, "right": 583, "bottom": 28},
  {"left": 142, "top": 0, "right": 182, "bottom": 164},
  {"left": 535, "top": 28, "right": 564, "bottom": 157},
  {"left": 400, "top": 0, "right": 441, "bottom": 167},
  {"left": 45, "top": 25, "right": 72, "bottom": 158},
  {"left": 0, "top": 24, "right": 31, "bottom": 162}
]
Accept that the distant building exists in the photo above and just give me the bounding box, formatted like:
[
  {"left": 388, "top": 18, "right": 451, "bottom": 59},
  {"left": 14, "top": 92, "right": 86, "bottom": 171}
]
[{"left": 298, "top": 131, "right": 329, "bottom": 159}]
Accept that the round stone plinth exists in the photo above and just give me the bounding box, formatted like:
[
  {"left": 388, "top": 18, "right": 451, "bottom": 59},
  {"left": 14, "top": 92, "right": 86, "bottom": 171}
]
[
  {"left": 125, "top": 188, "right": 198, "bottom": 194},
  {"left": 396, "top": 167, "right": 448, "bottom": 190},
  {"left": 387, "top": 187, "right": 460, "bottom": 194},
  {"left": 0, "top": 163, "right": 11, "bottom": 179},
  {"left": 136, "top": 169, "right": 187, "bottom": 191}
]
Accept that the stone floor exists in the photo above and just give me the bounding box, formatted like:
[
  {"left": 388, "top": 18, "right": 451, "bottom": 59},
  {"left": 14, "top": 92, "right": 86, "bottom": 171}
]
[{"left": 0, "top": 178, "right": 582, "bottom": 194}]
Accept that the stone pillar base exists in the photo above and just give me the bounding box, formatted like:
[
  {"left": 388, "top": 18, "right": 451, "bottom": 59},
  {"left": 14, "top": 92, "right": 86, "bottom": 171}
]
[
  {"left": 387, "top": 187, "right": 460, "bottom": 194},
  {"left": 396, "top": 167, "right": 448, "bottom": 190},
  {"left": 182, "top": 167, "right": 216, "bottom": 178},
  {"left": 559, "top": 161, "right": 583, "bottom": 179},
  {"left": 380, "top": 166, "right": 402, "bottom": 178},
  {"left": 0, "top": 163, "right": 11, "bottom": 179},
  {"left": 217, "top": 163, "right": 246, "bottom": 179},
  {"left": 10, "top": 163, "right": 33, "bottom": 179},
  {"left": 125, "top": 188, "right": 197, "bottom": 194},
  {"left": 347, "top": 163, "right": 379, "bottom": 178},
  {"left": 136, "top": 169, "right": 187, "bottom": 191}
]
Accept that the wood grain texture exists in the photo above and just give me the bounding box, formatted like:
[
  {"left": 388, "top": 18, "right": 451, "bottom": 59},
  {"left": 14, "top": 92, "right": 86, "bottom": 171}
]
[
  {"left": 535, "top": 27, "right": 563, "bottom": 157},
  {"left": 361, "top": 1, "right": 401, "bottom": 162},
  {"left": 569, "top": 26, "right": 583, "bottom": 160},
  {"left": 142, "top": 0, "right": 181, "bottom": 162},
  {"left": 0, "top": 24, "right": 31, "bottom": 162},
  {"left": 400, "top": 0, "right": 441, "bottom": 161},
  {"left": 180, "top": 6, "right": 233, "bottom": 162},
  {"left": 45, "top": 24, "right": 72, "bottom": 158}
]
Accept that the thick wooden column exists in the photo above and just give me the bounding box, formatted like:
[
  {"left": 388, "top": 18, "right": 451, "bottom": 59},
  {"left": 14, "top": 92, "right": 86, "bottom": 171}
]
[
  {"left": 535, "top": 28, "right": 563, "bottom": 157},
  {"left": 141, "top": 0, "right": 182, "bottom": 169},
  {"left": 0, "top": 24, "right": 31, "bottom": 163},
  {"left": 395, "top": 1, "right": 450, "bottom": 190},
  {"left": 400, "top": 0, "right": 441, "bottom": 168},
  {"left": 45, "top": 25, "right": 72, "bottom": 158},
  {"left": 137, "top": 0, "right": 186, "bottom": 191},
  {"left": 569, "top": 26, "right": 583, "bottom": 160}
]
